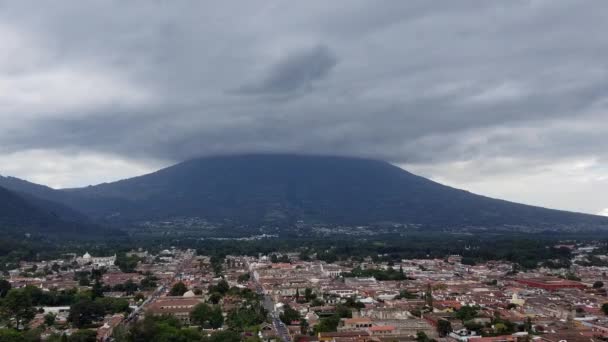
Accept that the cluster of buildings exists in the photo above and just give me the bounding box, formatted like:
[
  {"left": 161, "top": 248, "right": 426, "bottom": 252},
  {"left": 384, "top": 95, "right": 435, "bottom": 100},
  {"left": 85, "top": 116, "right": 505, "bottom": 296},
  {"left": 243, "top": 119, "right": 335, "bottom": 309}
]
[{"left": 5, "top": 244, "right": 608, "bottom": 342}]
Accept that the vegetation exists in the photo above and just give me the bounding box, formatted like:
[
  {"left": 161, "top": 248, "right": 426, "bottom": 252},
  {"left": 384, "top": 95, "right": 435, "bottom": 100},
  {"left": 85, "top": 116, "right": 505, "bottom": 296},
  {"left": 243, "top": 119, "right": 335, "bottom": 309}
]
[
  {"left": 279, "top": 304, "right": 301, "bottom": 324},
  {"left": 169, "top": 281, "right": 188, "bottom": 296},
  {"left": 190, "top": 303, "right": 224, "bottom": 329},
  {"left": 455, "top": 305, "right": 479, "bottom": 323},
  {"left": 115, "top": 253, "right": 141, "bottom": 273},
  {"left": 601, "top": 303, "right": 608, "bottom": 315},
  {"left": 437, "top": 319, "right": 453, "bottom": 337}
]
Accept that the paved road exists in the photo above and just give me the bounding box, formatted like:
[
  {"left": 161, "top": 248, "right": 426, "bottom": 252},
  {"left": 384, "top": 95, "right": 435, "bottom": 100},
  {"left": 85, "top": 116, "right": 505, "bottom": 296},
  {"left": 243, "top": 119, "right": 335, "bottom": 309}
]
[
  {"left": 115, "top": 251, "right": 195, "bottom": 329},
  {"left": 255, "top": 276, "right": 291, "bottom": 342}
]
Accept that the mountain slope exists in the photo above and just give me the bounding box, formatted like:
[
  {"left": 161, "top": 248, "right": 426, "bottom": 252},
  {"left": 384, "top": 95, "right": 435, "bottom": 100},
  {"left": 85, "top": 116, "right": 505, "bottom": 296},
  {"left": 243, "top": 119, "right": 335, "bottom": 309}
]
[
  {"left": 0, "top": 184, "right": 117, "bottom": 238},
  {"left": 34, "top": 154, "right": 608, "bottom": 230},
  {"left": 0, "top": 185, "right": 81, "bottom": 236},
  {"left": 0, "top": 175, "right": 88, "bottom": 223}
]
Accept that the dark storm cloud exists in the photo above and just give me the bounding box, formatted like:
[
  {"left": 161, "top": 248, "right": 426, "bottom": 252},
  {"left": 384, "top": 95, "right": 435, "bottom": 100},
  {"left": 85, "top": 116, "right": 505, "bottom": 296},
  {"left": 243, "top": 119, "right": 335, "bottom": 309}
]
[
  {"left": 236, "top": 45, "right": 338, "bottom": 95},
  {"left": 1, "top": 0, "right": 608, "bottom": 190}
]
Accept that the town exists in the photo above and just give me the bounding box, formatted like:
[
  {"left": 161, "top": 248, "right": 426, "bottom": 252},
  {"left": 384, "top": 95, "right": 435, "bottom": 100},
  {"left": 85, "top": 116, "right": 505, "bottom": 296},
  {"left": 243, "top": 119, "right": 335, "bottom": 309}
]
[{"left": 2, "top": 243, "right": 608, "bottom": 342}]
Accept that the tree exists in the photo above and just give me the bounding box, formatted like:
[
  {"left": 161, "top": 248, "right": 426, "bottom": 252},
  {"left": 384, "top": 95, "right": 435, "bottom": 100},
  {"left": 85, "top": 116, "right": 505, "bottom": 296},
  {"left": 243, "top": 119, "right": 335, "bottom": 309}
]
[
  {"left": 190, "top": 303, "right": 217, "bottom": 328},
  {"left": 494, "top": 322, "right": 508, "bottom": 334},
  {"left": 115, "top": 253, "right": 140, "bottom": 273},
  {"left": 313, "top": 314, "right": 341, "bottom": 334},
  {"left": 140, "top": 275, "right": 158, "bottom": 289},
  {"left": 66, "top": 330, "right": 96, "bottom": 342},
  {"left": 397, "top": 289, "right": 417, "bottom": 299},
  {"left": 208, "top": 307, "right": 224, "bottom": 329},
  {"left": 91, "top": 280, "right": 104, "bottom": 300},
  {"left": 170, "top": 282, "right": 188, "bottom": 296},
  {"left": 437, "top": 319, "right": 452, "bottom": 337},
  {"left": 280, "top": 304, "right": 301, "bottom": 324},
  {"left": 124, "top": 279, "right": 139, "bottom": 295},
  {"left": 68, "top": 299, "right": 105, "bottom": 328},
  {"left": 237, "top": 273, "right": 250, "bottom": 283},
  {"left": 311, "top": 298, "right": 325, "bottom": 307},
  {"left": 2, "top": 289, "right": 36, "bottom": 328},
  {"left": 416, "top": 331, "right": 430, "bottom": 342},
  {"left": 96, "top": 297, "right": 130, "bottom": 314},
  {"left": 208, "top": 292, "right": 222, "bottom": 304},
  {"left": 455, "top": 305, "right": 478, "bottom": 323},
  {"left": 594, "top": 281, "right": 604, "bottom": 289},
  {"left": 204, "top": 330, "right": 241, "bottom": 342},
  {"left": 214, "top": 279, "right": 230, "bottom": 295},
  {"left": 524, "top": 317, "right": 533, "bottom": 333},
  {"left": 304, "top": 288, "right": 316, "bottom": 302},
  {"left": 425, "top": 283, "right": 433, "bottom": 308},
  {"left": 0, "top": 327, "right": 37, "bottom": 341},
  {"left": 44, "top": 312, "right": 56, "bottom": 326},
  {"left": 0, "top": 279, "right": 11, "bottom": 298},
  {"left": 300, "top": 319, "right": 309, "bottom": 334},
  {"left": 601, "top": 303, "right": 608, "bottom": 315}
]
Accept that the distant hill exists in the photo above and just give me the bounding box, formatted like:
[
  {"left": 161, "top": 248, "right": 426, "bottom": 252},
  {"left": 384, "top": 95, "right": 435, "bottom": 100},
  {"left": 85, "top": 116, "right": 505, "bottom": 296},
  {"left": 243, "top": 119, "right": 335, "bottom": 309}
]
[
  {"left": 4, "top": 154, "right": 606, "bottom": 231},
  {"left": 0, "top": 182, "right": 117, "bottom": 238},
  {"left": 0, "top": 175, "right": 88, "bottom": 223}
]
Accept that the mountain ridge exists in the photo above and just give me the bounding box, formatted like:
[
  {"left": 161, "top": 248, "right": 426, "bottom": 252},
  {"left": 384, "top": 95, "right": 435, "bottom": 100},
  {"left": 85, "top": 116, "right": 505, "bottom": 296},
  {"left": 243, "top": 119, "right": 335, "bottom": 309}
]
[
  {"left": 2, "top": 154, "right": 607, "bottom": 230},
  {"left": 0, "top": 185, "right": 104, "bottom": 237}
]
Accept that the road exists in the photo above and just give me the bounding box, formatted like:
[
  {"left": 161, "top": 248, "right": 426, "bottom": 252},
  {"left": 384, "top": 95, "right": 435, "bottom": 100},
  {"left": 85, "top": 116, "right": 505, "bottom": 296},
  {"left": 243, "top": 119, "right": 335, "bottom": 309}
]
[
  {"left": 255, "top": 276, "right": 292, "bottom": 342},
  {"left": 115, "top": 251, "right": 195, "bottom": 328}
]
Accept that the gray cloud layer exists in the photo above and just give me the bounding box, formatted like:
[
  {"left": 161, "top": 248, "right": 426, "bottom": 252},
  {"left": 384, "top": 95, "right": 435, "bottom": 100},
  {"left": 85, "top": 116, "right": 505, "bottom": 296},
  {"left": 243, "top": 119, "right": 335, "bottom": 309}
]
[{"left": 1, "top": 0, "right": 608, "bottom": 213}]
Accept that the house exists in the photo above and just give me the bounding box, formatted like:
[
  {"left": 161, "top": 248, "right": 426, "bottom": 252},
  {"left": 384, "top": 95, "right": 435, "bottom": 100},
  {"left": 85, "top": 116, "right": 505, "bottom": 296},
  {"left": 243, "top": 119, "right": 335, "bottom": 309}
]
[{"left": 97, "top": 314, "right": 124, "bottom": 341}]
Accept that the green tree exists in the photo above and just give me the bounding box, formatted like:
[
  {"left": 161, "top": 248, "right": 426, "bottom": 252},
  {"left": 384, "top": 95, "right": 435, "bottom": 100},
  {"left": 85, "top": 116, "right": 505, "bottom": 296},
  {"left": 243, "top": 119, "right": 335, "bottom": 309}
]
[
  {"left": 114, "top": 253, "right": 140, "bottom": 273},
  {"left": 237, "top": 274, "right": 250, "bottom": 283},
  {"left": 2, "top": 289, "right": 36, "bottom": 328},
  {"left": 0, "top": 279, "right": 11, "bottom": 298},
  {"left": 44, "top": 312, "right": 56, "bottom": 326},
  {"left": 601, "top": 303, "right": 608, "bottom": 315},
  {"left": 140, "top": 275, "right": 158, "bottom": 290},
  {"left": 494, "top": 322, "right": 508, "bottom": 334},
  {"left": 213, "top": 279, "right": 230, "bottom": 295},
  {"left": 416, "top": 331, "right": 430, "bottom": 342},
  {"left": 68, "top": 299, "right": 105, "bottom": 328},
  {"left": 190, "top": 303, "right": 214, "bottom": 328},
  {"left": 425, "top": 283, "right": 433, "bottom": 307},
  {"left": 304, "top": 288, "right": 316, "bottom": 302},
  {"left": 96, "top": 297, "right": 130, "bottom": 314},
  {"left": 524, "top": 317, "right": 533, "bottom": 333},
  {"left": 594, "top": 281, "right": 604, "bottom": 289},
  {"left": 91, "top": 280, "right": 104, "bottom": 300},
  {"left": 170, "top": 281, "right": 188, "bottom": 296},
  {"left": 204, "top": 330, "right": 241, "bottom": 342},
  {"left": 313, "top": 314, "right": 341, "bottom": 333},
  {"left": 0, "top": 329, "right": 24, "bottom": 342},
  {"left": 455, "top": 305, "right": 478, "bottom": 323},
  {"left": 300, "top": 319, "right": 309, "bottom": 335},
  {"left": 437, "top": 319, "right": 452, "bottom": 337},
  {"left": 124, "top": 279, "right": 139, "bottom": 295},
  {"left": 67, "top": 330, "right": 96, "bottom": 342},
  {"left": 279, "top": 304, "right": 301, "bottom": 324}
]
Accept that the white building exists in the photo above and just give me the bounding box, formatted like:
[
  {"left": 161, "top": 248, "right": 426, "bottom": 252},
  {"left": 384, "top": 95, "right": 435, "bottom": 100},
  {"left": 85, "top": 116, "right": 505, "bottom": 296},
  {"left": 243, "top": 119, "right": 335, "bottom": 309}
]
[{"left": 76, "top": 252, "right": 116, "bottom": 268}]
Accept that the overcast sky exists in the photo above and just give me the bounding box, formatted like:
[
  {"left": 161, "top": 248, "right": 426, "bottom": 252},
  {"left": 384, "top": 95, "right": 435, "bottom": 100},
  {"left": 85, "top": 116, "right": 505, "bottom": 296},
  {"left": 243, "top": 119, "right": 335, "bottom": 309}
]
[{"left": 0, "top": 1, "right": 607, "bottom": 215}]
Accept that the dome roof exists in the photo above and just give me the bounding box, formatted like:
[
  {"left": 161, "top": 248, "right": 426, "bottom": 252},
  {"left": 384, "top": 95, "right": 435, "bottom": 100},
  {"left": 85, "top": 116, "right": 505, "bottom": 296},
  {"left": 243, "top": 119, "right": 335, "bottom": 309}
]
[
  {"left": 183, "top": 290, "right": 196, "bottom": 298},
  {"left": 83, "top": 252, "right": 92, "bottom": 259}
]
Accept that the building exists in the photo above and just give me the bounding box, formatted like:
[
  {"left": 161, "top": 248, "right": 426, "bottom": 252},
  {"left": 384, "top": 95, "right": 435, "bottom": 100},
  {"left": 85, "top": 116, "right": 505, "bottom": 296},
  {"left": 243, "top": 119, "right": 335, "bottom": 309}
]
[
  {"left": 76, "top": 252, "right": 116, "bottom": 268},
  {"left": 146, "top": 297, "right": 203, "bottom": 325},
  {"left": 515, "top": 278, "right": 586, "bottom": 291}
]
